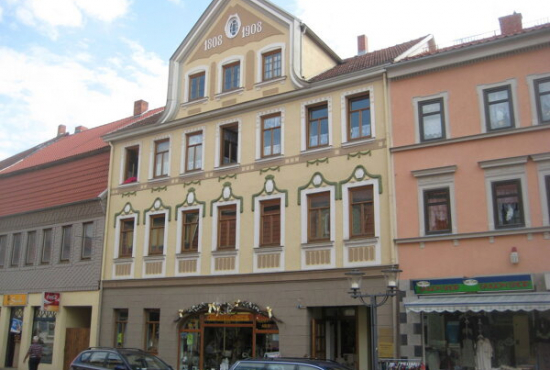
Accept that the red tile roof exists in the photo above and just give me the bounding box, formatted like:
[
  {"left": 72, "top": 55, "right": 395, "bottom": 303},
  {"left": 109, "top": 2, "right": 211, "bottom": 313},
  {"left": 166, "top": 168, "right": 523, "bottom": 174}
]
[{"left": 310, "top": 36, "right": 428, "bottom": 82}]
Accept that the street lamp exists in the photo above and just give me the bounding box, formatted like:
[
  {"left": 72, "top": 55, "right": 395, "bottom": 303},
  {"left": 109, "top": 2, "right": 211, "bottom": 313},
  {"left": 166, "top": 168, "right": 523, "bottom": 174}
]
[{"left": 346, "top": 266, "right": 402, "bottom": 370}]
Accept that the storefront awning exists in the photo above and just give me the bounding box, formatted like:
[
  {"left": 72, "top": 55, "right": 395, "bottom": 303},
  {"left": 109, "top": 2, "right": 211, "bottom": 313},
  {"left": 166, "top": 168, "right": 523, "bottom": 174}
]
[{"left": 404, "top": 292, "right": 550, "bottom": 313}]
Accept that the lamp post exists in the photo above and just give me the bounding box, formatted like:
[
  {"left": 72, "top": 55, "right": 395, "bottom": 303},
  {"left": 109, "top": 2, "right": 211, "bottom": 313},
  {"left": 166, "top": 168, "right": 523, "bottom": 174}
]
[{"left": 346, "top": 266, "right": 402, "bottom": 370}]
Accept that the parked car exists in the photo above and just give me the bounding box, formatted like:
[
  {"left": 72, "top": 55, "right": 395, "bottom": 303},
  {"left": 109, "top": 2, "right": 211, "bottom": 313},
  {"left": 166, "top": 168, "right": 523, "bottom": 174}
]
[
  {"left": 69, "top": 347, "right": 173, "bottom": 370},
  {"left": 229, "top": 358, "right": 353, "bottom": 370}
]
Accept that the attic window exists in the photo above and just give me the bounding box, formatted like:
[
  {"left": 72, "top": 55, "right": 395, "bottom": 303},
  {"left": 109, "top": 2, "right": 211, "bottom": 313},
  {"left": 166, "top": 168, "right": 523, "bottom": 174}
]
[
  {"left": 262, "top": 49, "right": 282, "bottom": 81},
  {"left": 123, "top": 146, "right": 139, "bottom": 184}
]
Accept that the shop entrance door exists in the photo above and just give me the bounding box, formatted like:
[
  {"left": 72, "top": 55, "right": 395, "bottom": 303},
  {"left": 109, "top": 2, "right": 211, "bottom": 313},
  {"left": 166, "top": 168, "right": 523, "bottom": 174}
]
[{"left": 5, "top": 307, "right": 24, "bottom": 368}]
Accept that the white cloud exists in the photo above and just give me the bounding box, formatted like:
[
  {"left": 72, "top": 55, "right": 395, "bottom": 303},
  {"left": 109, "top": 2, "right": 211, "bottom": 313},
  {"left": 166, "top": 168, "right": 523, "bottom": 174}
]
[
  {"left": 0, "top": 41, "right": 167, "bottom": 161},
  {"left": 0, "top": 6, "right": 4, "bottom": 21},
  {"left": 75, "top": 0, "right": 130, "bottom": 23}
]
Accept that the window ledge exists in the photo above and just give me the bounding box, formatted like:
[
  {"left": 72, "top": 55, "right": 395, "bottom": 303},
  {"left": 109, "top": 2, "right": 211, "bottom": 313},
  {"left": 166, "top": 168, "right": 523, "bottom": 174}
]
[
  {"left": 144, "top": 254, "right": 165, "bottom": 261},
  {"left": 180, "top": 170, "right": 204, "bottom": 179},
  {"left": 114, "top": 257, "right": 134, "bottom": 262},
  {"left": 342, "top": 137, "right": 376, "bottom": 149},
  {"left": 215, "top": 88, "right": 244, "bottom": 100},
  {"left": 254, "top": 76, "right": 287, "bottom": 89},
  {"left": 212, "top": 249, "right": 238, "bottom": 256},
  {"left": 176, "top": 252, "right": 200, "bottom": 258},
  {"left": 214, "top": 164, "right": 240, "bottom": 172},
  {"left": 148, "top": 177, "right": 170, "bottom": 184},
  {"left": 180, "top": 97, "right": 209, "bottom": 108},
  {"left": 119, "top": 181, "right": 140, "bottom": 188},
  {"left": 344, "top": 237, "right": 378, "bottom": 247},
  {"left": 255, "top": 155, "right": 284, "bottom": 164},
  {"left": 301, "top": 241, "right": 334, "bottom": 249},
  {"left": 301, "top": 146, "right": 333, "bottom": 156},
  {"left": 254, "top": 246, "right": 283, "bottom": 253}
]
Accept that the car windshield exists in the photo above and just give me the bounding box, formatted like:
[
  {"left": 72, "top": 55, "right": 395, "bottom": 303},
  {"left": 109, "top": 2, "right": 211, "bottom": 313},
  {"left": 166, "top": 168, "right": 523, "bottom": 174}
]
[{"left": 119, "top": 351, "right": 170, "bottom": 370}]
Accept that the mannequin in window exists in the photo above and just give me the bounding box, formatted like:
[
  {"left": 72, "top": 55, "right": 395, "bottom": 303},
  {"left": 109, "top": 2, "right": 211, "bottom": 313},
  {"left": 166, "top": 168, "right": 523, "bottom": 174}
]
[
  {"left": 475, "top": 334, "right": 493, "bottom": 370},
  {"left": 460, "top": 322, "right": 475, "bottom": 369}
]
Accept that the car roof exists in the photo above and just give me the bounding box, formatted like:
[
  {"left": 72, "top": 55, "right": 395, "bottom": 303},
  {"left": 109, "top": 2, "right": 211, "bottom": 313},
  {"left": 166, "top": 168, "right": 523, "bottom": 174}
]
[{"left": 233, "top": 358, "right": 350, "bottom": 369}]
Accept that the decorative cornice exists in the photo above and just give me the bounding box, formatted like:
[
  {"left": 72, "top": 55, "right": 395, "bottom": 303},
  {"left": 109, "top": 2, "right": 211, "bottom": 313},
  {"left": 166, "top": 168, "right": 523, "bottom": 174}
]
[
  {"left": 121, "top": 191, "right": 137, "bottom": 198},
  {"left": 218, "top": 173, "right": 237, "bottom": 182},
  {"left": 151, "top": 186, "right": 168, "bottom": 193},
  {"left": 260, "top": 166, "right": 280, "bottom": 174},
  {"left": 347, "top": 150, "right": 372, "bottom": 160},
  {"left": 306, "top": 157, "right": 329, "bottom": 167}
]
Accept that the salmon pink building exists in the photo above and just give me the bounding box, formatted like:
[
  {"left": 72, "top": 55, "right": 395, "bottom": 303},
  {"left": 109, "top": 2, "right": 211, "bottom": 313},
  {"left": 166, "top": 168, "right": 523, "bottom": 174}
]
[{"left": 388, "top": 14, "right": 550, "bottom": 368}]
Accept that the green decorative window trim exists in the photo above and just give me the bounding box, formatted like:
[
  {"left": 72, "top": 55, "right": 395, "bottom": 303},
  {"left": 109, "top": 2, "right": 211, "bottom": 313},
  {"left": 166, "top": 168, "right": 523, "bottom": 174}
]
[
  {"left": 347, "top": 150, "right": 372, "bottom": 160},
  {"left": 297, "top": 172, "right": 339, "bottom": 205},
  {"left": 339, "top": 165, "right": 383, "bottom": 194},
  {"left": 218, "top": 173, "right": 237, "bottom": 182},
  {"left": 259, "top": 166, "right": 280, "bottom": 174},
  {"left": 210, "top": 182, "right": 244, "bottom": 216},
  {"left": 183, "top": 180, "right": 201, "bottom": 188},
  {"left": 251, "top": 175, "right": 289, "bottom": 211},
  {"left": 306, "top": 157, "right": 329, "bottom": 167},
  {"left": 143, "top": 197, "right": 172, "bottom": 221},
  {"left": 121, "top": 191, "right": 137, "bottom": 198},
  {"left": 151, "top": 186, "right": 168, "bottom": 193},
  {"left": 113, "top": 203, "right": 140, "bottom": 228},
  {"left": 175, "top": 188, "right": 207, "bottom": 219}
]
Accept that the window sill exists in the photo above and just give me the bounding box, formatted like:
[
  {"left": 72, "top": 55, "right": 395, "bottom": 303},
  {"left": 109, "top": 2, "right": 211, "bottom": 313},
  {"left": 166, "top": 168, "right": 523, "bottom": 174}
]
[
  {"left": 144, "top": 254, "right": 165, "bottom": 261},
  {"left": 342, "top": 137, "right": 376, "bottom": 149},
  {"left": 301, "top": 146, "right": 333, "bottom": 156},
  {"left": 255, "top": 155, "right": 284, "bottom": 164},
  {"left": 301, "top": 241, "right": 334, "bottom": 249},
  {"left": 254, "top": 245, "right": 283, "bottom": 252},
  {"left": 214, "top": 164, "right": 240, "bottom": 172},
  {"left": 344, "top": 237, "right": 378, "bottom": 247},
  {"left": 215, "top": 88, "right": 244, "bottom": 100},
  {"left": 212, "top": 249, "right": 238, "bottom": 256},
  {"left": 119, "top": 181, "right": 140, "bottom": 188},
  {"left": 180, "top": 170, "right": 204, "bottom": 178},
  {"left": 180, "top": 97, "right": 209, "bottom": 108},
  {"left": 114, "top": 257, "right": 134, "bottom": 262},
  {"left": 177, "top": 252, "right": 200, "bottom": 258},
  {"left": 254, "top": 76, "right": 287, "bottom": 89}
]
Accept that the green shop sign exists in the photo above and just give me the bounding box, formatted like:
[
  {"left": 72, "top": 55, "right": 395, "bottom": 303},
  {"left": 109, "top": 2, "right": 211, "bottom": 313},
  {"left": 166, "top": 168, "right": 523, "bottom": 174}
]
[{"left": 413, "top": 274, "right": 533, "bottom": 295}]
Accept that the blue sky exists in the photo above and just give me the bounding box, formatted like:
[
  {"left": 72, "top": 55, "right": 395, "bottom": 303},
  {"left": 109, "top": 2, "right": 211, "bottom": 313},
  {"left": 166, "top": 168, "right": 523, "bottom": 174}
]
[{"left": 0, "top": 0, "right": 548, "bottom": 161}]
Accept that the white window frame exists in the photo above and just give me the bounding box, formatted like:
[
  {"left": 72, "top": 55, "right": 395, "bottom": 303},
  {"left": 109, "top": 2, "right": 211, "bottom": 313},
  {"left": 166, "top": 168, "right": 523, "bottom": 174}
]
[
  {"left": 342, "top": 179, "right": 381, "bottom": 241},
  {"left": 255, "top": 108, "right": 285, "bottom": 160},
  {"left": 119, "top": 142, "right": 142, "bottom": 185},
  {"left": 176, "top": 205, "right": 203, "bottom": 254},
  {"left": 476, "top": 79, "right": 519, "bottom": 133},
  {"left": 148, "top": 135, "right": 172, "bottom": 180},
  {"left": 211, "top": 200, "right": 241, "bottom": 252},
  {"left": 479, "top": 157, "right": 530, "bottom": 230},
  {"left": 217, "top": 55, "right": 244, "bottom": 95},
  {"left": 143, "top": 209, "right": 169, "bottom": 257},
  {"left": 341, "top": 86, "right": 376, "bottom": 146},
  {"left": 300, "top": 186, "right": 336, "bottom": 245},
  {"left": 527, "top": 72, "right": 550, "bottom": 126},
  {"left": 256, "top": 43, "right": 285, "bottom": 84},
  {"left": 180, "top": 127, "right": 205, "bottom": 174},
  {"left": 301, "top": 97, "right": 333, "bottom": 152},
  {"left": 184, "top": 66, "right": 209, "bottom": 103},
  {"left": 412, "top": 92, "right": 451, "bottom": 143},
  {"left": 532, "top": 153, "right": 550, "bottom": 226},
  {"left": 215, "top": 119, "right": 242, "bottom": 169},
  {"left": 253, "top": 193, "right": 285, "bottom": 249},
  {"left": 412, "top": 166, "right": 458, "bottom": 237}
]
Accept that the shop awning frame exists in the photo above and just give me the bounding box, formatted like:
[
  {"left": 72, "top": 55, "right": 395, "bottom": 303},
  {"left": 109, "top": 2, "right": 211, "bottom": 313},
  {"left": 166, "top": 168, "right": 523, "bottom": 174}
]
[{"left": 404, "top": 292, "right": 550, "bottom": 313}]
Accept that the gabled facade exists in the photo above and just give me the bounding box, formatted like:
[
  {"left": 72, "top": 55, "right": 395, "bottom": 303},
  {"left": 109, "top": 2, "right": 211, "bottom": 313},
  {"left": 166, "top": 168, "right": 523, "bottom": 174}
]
[
  {"left": 0, "top": 101, "right": 162, "bottom": 370},
  {"left": 388, "top": 14, "right": 550, "bottom": 366},
  {"left": 99, "top": 0, "right": 432, "bottom": 369}
]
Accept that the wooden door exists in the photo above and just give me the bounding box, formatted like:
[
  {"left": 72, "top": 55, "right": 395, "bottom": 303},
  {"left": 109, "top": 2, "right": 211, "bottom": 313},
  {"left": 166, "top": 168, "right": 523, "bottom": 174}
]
[
  {"left": 64, "top": 328, "right": 90, "bottom": 370},
  {"left": 311, "top": 319, "right": 326, "bottom": 360}
]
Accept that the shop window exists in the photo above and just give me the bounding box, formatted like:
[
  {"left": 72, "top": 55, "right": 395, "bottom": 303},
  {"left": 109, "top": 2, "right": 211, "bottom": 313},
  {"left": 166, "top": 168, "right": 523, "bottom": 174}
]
[
  {"left": 424, "top": 188, "right": 452, "bottom": 234},
  {"left": 307, "top": 192, "right": 331, "bottom": 242},
  {"left": 492, "top": 179, "right": 525, "bottom": 228},
  {"left": 189, "top": 72, "right": 206, "bottom": 101},
  {"left": 220, "top": 124, "right": 239, "bottom": 166},
  {"left": 11, "top": 233, "right": 22, "bottom": 267},
  {"left": 153, "top": 139, "right": 170, "bottom": 178},
  {"left": 123, "top": 146, "right": 139, "bottom": 184},
  {"left": 260, "top": 199, "right": 281, "bottom": 247},
  {"left": 223, "top": 62, "right": 240, "bottom": 92},
  {"left": 483, "top": 85, "right": 514, "bottom": 131},
  {"left": 114, "top": 309, "right": 128, "bottom": 348},
  {"left": 418, "top": 98, "right": 445, "bottom": 141},
  {"left": 349, "top": 185, "right": 375, "bottom": 238},
  {"left": 262, "top": 49, "right": 282, "bottom": 81},
  {"left": 0, "top": 235, "right": 6, "bottom": 268},
  {"left": 60, "top": 225, "right": 72, "bottom": 261},
  {"left": 148, "top": 215, "right": 165, "bottom": 255},
  {"left": 25, "top": 231, "right": 37, "bottom": 265},
  {"left": 347, "top": 94, "right": 371, "bottom": 141},
  {"left": 186, "top": 132, "right": 203, "bottom": 172},
  {"left": 218, "top": 205, "right": 237, "bottom": 250},
  {"left": 81, "top": 222, "right": 93, "bottom": 259},
  {"left": 535, "top": 77, "right": 550, "bottom": 124},
  {"left": 181, "top": 210, "right": 200, "bottom": 253},
  {"left": 31, "top": 308, "right": 56, "bottom": 364},
  {"left": 308, "top": 104, "right": 329, "bottom": 149},
  {"left": 41, "top": 229, "right": 52, "bottom": 264},
  {"left": 145, "top": 309, "right": 160, "bottom": 354},
  {"left": 261, "top": 114, "right": 281, "bottom": 158}
]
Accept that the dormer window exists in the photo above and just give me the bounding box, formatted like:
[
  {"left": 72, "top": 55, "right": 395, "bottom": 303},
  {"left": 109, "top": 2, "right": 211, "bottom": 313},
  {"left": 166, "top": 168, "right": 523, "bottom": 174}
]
[
  {"left": 223, "top": 62, "right": 240, "bottom": 92},
  {"left": 262, "top": 49, "right": 282, "bottom": 81}
]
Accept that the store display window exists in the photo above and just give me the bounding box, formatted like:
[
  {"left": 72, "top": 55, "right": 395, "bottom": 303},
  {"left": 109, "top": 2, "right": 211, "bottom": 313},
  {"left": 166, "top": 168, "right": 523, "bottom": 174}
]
[{"left": 31, "top": 308, "right": 56, "bottom": 364}]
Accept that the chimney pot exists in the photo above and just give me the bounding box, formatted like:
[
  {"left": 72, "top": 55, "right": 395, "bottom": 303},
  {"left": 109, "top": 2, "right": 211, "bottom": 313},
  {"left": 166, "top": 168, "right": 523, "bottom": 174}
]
[
  {"left": 357, "top": 35, "right": 368, "bottom": 55},
  {"left": 75, "top": 126, "right": 88, "bottom": 133},
  {"left": 133, "top": 100, "right": 149, "bottom": 116},
  {"left": 57, "top": 124, "right": 66, "bottom": 136},
  {"left": 499, "top": 12, "right": 523, "bottom": 36}
]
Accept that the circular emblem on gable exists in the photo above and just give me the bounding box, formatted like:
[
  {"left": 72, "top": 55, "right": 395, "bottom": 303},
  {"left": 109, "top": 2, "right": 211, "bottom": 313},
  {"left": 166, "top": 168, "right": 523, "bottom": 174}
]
[
  {"left": 225, "top": 14, "right": 241, "bottom": 39},
  {"left": 223, "top": 186, "right": 231, "bottom": 200},
  {"left": 265, "top": 179, "right": 274, "bottom": 193},
  {"left": 187, "top": 192, "right": 195, "bottom": 204},
  {"left": 124, "top": 204, "right": 131, "bottom": 213},
  {"left": 355, "top": 168, "right": 365, "bottom": 179},
  {"left": 313, "top": 174, "right": 322, "bottom": 186},
  {"left": 154, "top": 199, "right": 161, "bottom": 209}
]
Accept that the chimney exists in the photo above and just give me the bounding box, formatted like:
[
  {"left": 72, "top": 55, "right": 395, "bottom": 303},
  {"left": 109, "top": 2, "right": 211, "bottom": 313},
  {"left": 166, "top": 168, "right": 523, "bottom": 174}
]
[
  {"left": 134, "top": 99, "right": 149, "bottom": 116},
  {"left": 357, "top": 35, "right": 368, "bottom": 55},
  {"left": 75, "top": 126, "right": 88, "bottom": 133},
  {"left": 499, "top": 12, "right": 523, "bottom": 36},
  {"left": 57, "top": 124, "right": 66, "bottom": 136}
]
